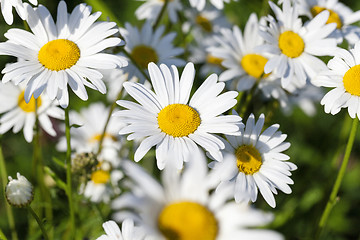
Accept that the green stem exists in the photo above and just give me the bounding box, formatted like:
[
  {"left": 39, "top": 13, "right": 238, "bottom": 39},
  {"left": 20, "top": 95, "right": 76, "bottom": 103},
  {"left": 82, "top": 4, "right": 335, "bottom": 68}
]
[
  {"left": 28, "top": 206, "right": 49, "bottom": 240},
  {"left": 0, "top": 142, "right": 18, "bottom": 240},
  {"left": 97, "top": 88, "right": 124, "bottom": 155},
  {"left": 0, "top": 228, "right": 8, "bottom": 240},
  {"left": 316, "top": 118, "right": 359, "bottom": 239},
  {"left": 64, "top": 107, "right": 76, "bottom": 238},
  {"left": 153, "top": 0, "right": 169, "bottom": 30}
]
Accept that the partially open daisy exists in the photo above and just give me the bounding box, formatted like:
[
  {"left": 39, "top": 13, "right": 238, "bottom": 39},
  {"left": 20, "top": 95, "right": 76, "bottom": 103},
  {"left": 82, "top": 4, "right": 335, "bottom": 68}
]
[
  {"left": 257, "top": 0, "right": 337, "bottom": 91},
  {"left": 0, "top": 81, "right": 64, "bottom": 142},
  {"left": 210, "top": 113, "right": 297, "bottom": 208},
  {"left": 114, "top": 62, "right": 242, "bottom": 169},
  {"left": 0, "top": 0, "right": 37, "bottom": 25},
  {"left": 135, "top": 0, "right": 182, "bottom": 23},
  {"left": 119, "top": 21, "right": 185, "bottom": 83},
  {"left": 0, "top": 1, "right": 127, "bottom": 108},
  {"left": 97, "top": 219, "right": 146, "bottom": 240},
  {"left": 296, "top": 0, "right": 360, "bottom": 46},
  {"left": 313, "top": 42, "right": 360, "bottom": 119},
  {"left": 112, "top": 153, "right": 283, "bottom": 240}
]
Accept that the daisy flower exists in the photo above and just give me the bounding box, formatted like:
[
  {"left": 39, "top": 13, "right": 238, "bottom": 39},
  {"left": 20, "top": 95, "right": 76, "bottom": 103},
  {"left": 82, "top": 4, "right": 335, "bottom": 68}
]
[
  {"left": 0, "top": 0, "right": 37, "bottom": 25},
  {"left": 0, "top": 81, "right": 64, "bottom": 142},
  {"left": 296, "top": 0, "right": 360, "bottom": 46},
  {"left": 119, "top": 21, "right": 185, "bottom": 83},
  {"left": 313, "top": 41, "right": 360, "bottom": 119},
  {"left": 257, "top": 0, "right": 337, "bottom": 91},
  {"left": 6, "top": 172, "right": 34, "bottom": 207},
  {"left": 189, "top": 0, "right": 237, "bottom": 11},
  {"left": 0, "top": 1, "right": 127, "bottom": 108},
  {"left": 114, "top": 62, "right": 242, "bottom": 169},
  {"left": 208, "top": 13, "right": 274, "bottom": 91},
  {"left": 210, "top": 113, "right": 297, "bottom": 208},
  {"left": 112, "top": 153, "right": 283, "bottom": 240},
  {"left": 57, "top": 102, "right": 123, "bottom": 160},
  {"left": 97, "top": 219, "right": 146, "bottom": 240},
  {"left": 135, "top": 0, "right": 182, "bottom": 23}
]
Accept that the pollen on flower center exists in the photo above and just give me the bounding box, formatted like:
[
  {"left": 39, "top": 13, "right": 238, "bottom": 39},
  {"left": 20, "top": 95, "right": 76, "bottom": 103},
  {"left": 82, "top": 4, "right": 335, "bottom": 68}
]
[
  {"left": 38, "top": 39, "right": 80, "bottom": 71},
  {"left": 278, "top": 31, "right": 305, "bottom": 58},
  {"left": 235, "top": 145, "right": 262, "bottom": 175},
  {"left": 157, "top": 104, "right": 201, "bottom": 137},
  {"left": 311, "top": 6, "right": 342, "bottom": 29},
  {"left": 158, "top": 201, "right": 218, "bottom": 240},
  {"left": 241, "top": 54, "right": 268, "bottom": 78},
  {"left": 343, "top": 64, "right": 360, "bottom": 96},
  {"left": 131, "top": 45, "right": 159, "bottom": 69},
  {"left": 17, "top": 90, "right": 42, "bottom": 113},
  {"left": 91, "top": 170, "right": 110, "bottom": 184},
  {"left": 196, "top": 15, "right": 213, "bottom": 32}
]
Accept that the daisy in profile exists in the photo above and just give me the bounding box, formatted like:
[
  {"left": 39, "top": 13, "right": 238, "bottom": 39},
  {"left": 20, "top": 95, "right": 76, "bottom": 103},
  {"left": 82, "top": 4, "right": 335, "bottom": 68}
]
[
  {"left": 189, "top": 0, "right": 237, "bottom": 11},
  {"left": 0, "top": 1, "right": 127, "bottom": 108},
  {"left": 112, "top": 153, "right": 283, "bottom": 240},
  {"left": 296, "top": 0, "right": 360, "bottom": 45},
  {"left": 57, "top": 103, "right": 123, "bottom": 160},
  {"left": 0, "top": 0, "right": 37, "bottom": 25},
  {"left": 97, "top": 219, "right": 146, "bottom": 240},
  {"left": 0, "top": 81, "right": 64, "bottom": 142},
  {"left": 257, "top": 0, "right": 337, "bottom": 91},
  {"left": 210, "top": 113, "right": 297, "bottom": 208},
  {"left": 135, "top": 0, "right": 182, "bottom": 23},
  {"left": 119, "top": 21, "right": 185, "bottom": 83},
  {"left": 313, "top": 42, "right": 360, "bottom": 119},
  {"left": 114, "top": 62, "right": 242, "bottom": 169}
]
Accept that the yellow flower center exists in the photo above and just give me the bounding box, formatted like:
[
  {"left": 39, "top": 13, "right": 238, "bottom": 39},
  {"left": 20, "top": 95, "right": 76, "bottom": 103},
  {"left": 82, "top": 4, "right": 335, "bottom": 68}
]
[
  {"left": 206, "top": 54, "right": 223, "bottom": 66},
  {"left": 131, "top": 45, "right": 159, "bottom": 69},
  {"left": 235, "top": 145, "right": 262, "bottom": 175},
  {"left": 240, "top": 54, "right": 268, "bottom": 78},
  {"left": 91, "top": 170, "right": 110, "bottom": 184},
  {"left": 196, "top": 15, "right": 213, "bottom": 32},
  {"left": 89, "top": 133, "right": 118, "bottom": 143},
  {"left": 278, "top": 31, "right": 305, "bottom": 58},
  {"left": 17, "top": 90, "right": 42, "bottom": 113},
  {"left": 311, "top": 6, "right": 342, "bottom": 29},
  {"left": 158, "top": 201, "right": 218, "bottom": 240},
  {"left": 343, "top": 64, "right": 360, "bottom": 96},
  {"left": 157, "top": 104, "right": 201, "bottom": 137},
  {"left": 38, "top": 39, "right": 80, "bottom": 71}
]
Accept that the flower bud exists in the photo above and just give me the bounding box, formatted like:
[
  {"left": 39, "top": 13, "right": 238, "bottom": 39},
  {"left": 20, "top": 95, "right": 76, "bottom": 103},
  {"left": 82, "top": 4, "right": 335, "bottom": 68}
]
[{"left": 5, "top": 173, "right": 34, "bottom": 207}]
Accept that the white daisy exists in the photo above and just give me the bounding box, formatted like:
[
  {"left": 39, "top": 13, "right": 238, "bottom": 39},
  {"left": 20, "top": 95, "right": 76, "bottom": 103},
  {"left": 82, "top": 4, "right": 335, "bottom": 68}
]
[
  {"left": 135, "top": 0, "right": 182, "bottom": 23},
  {"left": 6, "top": 172, "right": 34, "bottom": 207},
  {"left": 97, "top": 219, "right": 146, "bottom": 240},
  {"left": 112, "top": 153, "right": 284, "bottom": 240},
  {"left": 114, "top": 62, "right": 242, "bottom": 169},
  {"left": 208, "top": 13, "right": 274, "bottom": 91},
  {"left": 0, "top": 0, "right": 37, "bottom": 25},
  {"left": 0, "top": 1, "right": 127, "bottom": 108},
  {"left": 56, "top": 102, "right": 123, "bottom": 161},
  {"left": 313, "top": 41, "right": 360, "bottom": 119},
  {"left": 257, "top": 0, "right": 337, "bottom": 91},
  {"left": 189, "top": 0, "right": 237, "bottom": 11},
  {"left": 119, "top": 21, "right": 185, "bottom": 83},
  {"left": 0, "top": 81, "right": 64, "bottom": 142},
  {"left": 296, "top": 0, "right": 360, "bottom": 46},
  {"left": 211, "top": 113, "right": 297, "bottom": 208}
]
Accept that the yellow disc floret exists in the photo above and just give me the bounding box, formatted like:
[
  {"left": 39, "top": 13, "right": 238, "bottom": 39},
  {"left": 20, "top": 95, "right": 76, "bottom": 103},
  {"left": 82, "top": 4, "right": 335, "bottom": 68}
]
[
  {"left": 157, "top": 104, "right": 201, "bottom": 137},
  {"left": 38, "top": 39, "right": 80, "bottom": 71},
  {"left": 235, "top": 145, "right": 262, "bottom": 175},
  {"left": 311, "top": 6, "right": 342, "bottom": 29},
  {"left": 343, "top": 64, "right": 360, "bottom": 96},
  {"left": 278, "top": 31, "right": 305, "bottom": 58},
  {"left": 158, "top": 201, "right": 218, "bottom": 240},
  {"left": 91, "top": 170, "right": 110, "bottom": 184},
  {"left": 206, "top": 54, "right": 223, "bottom": 66},
  {"left": 241, "top": 54, "right": 268, "bottom": 78},
  {"left": 131, "top": 45, "right": 159, "bottom": 69},
  {"left": 196, "top": 15, "right": 213, "bottom": 32},
  {"left": 89, "top": 133, "right": 118, "bottom": 143},
  {"left": 18, "top": 90, "right": 42, "bottom": 113}
]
